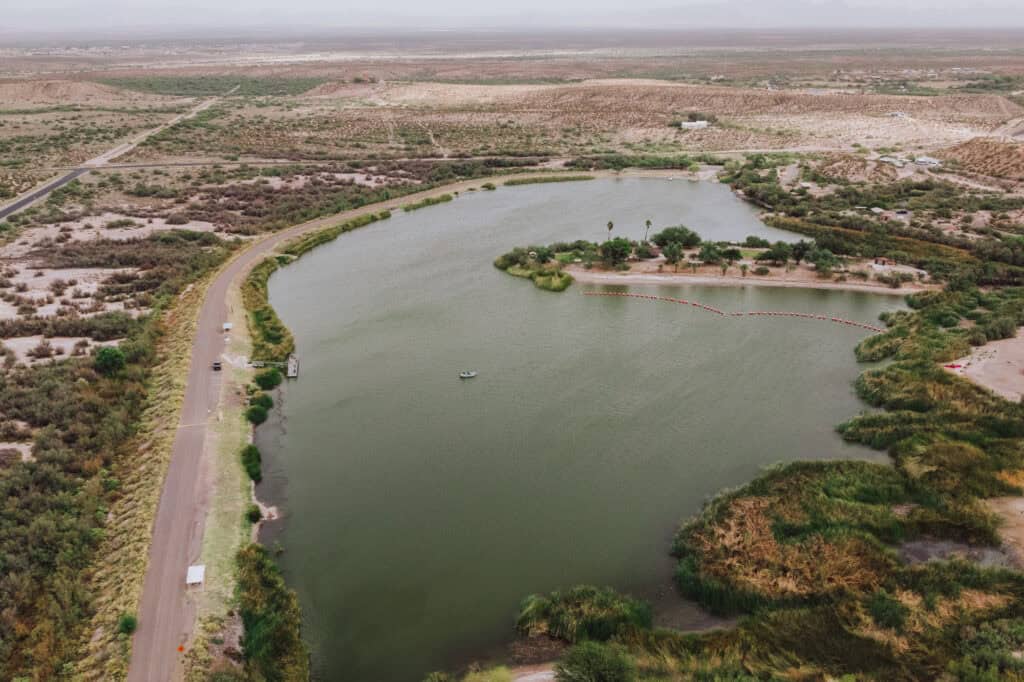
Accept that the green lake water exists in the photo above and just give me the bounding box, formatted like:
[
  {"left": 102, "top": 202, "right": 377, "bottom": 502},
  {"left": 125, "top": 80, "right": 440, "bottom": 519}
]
[{"left": 258, "top": 178, "right": 904, "bottom": 681}]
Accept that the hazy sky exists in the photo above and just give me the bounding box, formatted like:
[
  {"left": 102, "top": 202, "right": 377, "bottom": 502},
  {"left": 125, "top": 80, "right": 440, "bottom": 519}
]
[{"left": 5, "top": 0, "right": 1024, "bottom": 35}]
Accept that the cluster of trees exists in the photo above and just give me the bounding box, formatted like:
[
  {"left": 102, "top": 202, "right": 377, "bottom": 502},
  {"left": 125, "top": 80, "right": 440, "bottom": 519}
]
[
  {"left": 722, "top": 156, "right": 1024, "bottom": 285},
  {"left": 567, "top": 154, "right": 724, "bottom": 171}
]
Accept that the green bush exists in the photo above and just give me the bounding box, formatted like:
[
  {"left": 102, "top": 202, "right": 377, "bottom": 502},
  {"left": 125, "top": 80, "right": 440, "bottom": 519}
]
[
  {"left": 94, "top": 346, "right": 126, "bottom": 375},
  {"left": 554, "top": 641, "right": 635, "bottom": 682},
  {"left": 249, "top": 392, "right": 273, "bottom": 410},
  {"left": 237, "top": 543, "right": 309, "bottom": 681},
  {"left": 651, "top": 226, "right": 701, "bottom": 248},
  {"left": 246, "top": 405, "right": 269, "bottom": 425},
  {"left": 867, "top": 590, "right": 909, "bottom": 631},
  {"left": 117, "top": 613, "right": 138, "bottom": 635},
  {"left": 246, "top": 504, "right": 262, "bottom": 523},
  {"left": 241, "top": 444, "right": 262, "bottom": 483},
  {"left": 254, "top": 368, "right": 283, "bottom": 390}
]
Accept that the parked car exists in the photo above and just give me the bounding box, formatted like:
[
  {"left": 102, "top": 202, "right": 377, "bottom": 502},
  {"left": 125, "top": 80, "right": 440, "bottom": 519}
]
[{"left": 212, "top": 361, "right": 222, "bottom": 371}]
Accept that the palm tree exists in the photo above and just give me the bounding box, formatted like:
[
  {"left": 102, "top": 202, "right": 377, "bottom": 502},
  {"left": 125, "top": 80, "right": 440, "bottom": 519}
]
[
  {"left": 644, "top": 219, "right": 652, "bottom": 242},
  {"left": 741, "top": 263, "right": 749, "bottom": 277},
  {"left": 720, "top": 262, "right": 729, "bottom": 277}
]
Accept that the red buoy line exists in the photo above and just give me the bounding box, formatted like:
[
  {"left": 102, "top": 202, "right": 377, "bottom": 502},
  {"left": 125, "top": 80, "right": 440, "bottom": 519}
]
[{"left": 581, "top": 291, "right": 885, "bottom": 333}]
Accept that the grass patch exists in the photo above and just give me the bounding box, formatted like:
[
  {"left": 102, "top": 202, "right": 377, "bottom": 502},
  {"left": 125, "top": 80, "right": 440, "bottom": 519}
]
[
  {"left": 503, "top": 175, "right": 594, "bottom": 186},
  {"left": 517, "top": 585, "right": 652, "bottom": 643},
  {"left": 99, "top": 76, "right": 327, "bottom": 97},
  {"left": 236, "top": 543, "right": 309, "bottom": 681},
  {"left": 403, "top": 193, "right": 454, "bottom": 212}
]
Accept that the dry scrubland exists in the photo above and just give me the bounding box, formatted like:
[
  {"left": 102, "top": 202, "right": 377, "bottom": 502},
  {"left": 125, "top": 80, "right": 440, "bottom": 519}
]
[
  {"left": 944, "top": 138, "right": 1024, "bottom": 182},
  {"left": 1, "top": 31, "right": 1024, "bottom": 681},
  {"left": 96, "top": 80, "right": 1020, "bottom": 165},
  {"left": 0, "top": 81, "right": 191, "bottom": 197}
]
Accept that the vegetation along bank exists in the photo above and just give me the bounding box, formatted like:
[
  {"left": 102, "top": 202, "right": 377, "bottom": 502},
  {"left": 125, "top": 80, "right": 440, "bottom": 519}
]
[{"left": 439, "top": 154, "right": 1024, "bottom": 680}]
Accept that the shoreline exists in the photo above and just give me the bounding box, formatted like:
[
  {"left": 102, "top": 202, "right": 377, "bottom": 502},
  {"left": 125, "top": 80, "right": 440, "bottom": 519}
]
[
  {"left": 943, "top": 328, "right": 1024, "bottom": 403},
  {"left": 567, "top": 267, "right": 929, "bottom": 295},
  {"left": 163, "top": 167, "right": 952, "bottom": 679}
]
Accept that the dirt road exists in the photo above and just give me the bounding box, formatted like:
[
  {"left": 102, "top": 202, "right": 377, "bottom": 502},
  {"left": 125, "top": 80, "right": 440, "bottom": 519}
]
[{"left": 127, "top": 169, "right": 631, "bottom": 680}]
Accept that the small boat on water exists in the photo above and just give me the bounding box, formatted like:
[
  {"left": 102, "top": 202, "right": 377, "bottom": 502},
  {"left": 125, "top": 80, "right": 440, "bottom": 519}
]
[{"left": 459, "top": 370, "right": 478, "bottom": 379}]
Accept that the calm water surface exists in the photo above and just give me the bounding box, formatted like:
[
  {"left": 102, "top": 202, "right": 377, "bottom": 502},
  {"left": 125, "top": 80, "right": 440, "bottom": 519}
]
[{"left": 259, "top": 178, "right": 904, "bottom": 681}]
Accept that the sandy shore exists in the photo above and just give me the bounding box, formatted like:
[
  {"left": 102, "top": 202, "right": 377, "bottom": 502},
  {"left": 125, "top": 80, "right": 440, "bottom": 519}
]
[
  {"left": 567, "top": 268, "right": 928, "bottom": 296},
  {"left": 945, "top": 328, "right": 1024, "bottom": 402}
]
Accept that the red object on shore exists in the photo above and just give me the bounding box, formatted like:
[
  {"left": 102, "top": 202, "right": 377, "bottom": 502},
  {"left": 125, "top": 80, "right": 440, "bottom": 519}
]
[{"left": 944, "top": 364, "right": 963, "bottom": 369}]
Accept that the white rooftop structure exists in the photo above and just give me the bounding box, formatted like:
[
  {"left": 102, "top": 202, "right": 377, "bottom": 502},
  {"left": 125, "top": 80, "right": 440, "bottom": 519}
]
[
  {"left": 186, "top": 565, "right": 205, "bottom": 586},
  {"left": 680, "top": 120, "right": 710, "bottom": 130},
  {"left": 915, "top": 156, "right": 942, "bottom": 167}
]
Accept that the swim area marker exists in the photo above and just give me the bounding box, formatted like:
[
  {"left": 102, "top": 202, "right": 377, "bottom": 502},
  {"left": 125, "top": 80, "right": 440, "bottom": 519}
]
[{"left": 581, "top": 291, "right": 885, "bottom": 333}]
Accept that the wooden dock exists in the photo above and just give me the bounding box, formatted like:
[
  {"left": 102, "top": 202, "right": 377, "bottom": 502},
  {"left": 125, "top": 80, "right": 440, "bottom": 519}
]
[{"left": 286, "top": 355, "right": 299, "bottom": 378}]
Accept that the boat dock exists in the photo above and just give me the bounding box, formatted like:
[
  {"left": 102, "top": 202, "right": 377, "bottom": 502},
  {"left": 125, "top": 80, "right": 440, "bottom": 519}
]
[{"left": 287, "top": 355, "right": 300, "bottom": 378}]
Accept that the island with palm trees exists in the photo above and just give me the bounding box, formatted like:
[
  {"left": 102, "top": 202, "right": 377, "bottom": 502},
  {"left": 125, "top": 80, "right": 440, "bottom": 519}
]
[{"left": 494, "top": 223, "right": 935, "bottom": 294}]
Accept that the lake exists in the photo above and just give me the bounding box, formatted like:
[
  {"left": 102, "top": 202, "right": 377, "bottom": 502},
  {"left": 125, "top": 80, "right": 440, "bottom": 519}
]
[{"left": 258, "top": 178, "right": 904, "bottom": 681}]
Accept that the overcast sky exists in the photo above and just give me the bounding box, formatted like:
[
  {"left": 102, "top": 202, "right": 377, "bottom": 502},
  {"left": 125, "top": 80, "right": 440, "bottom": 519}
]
[{"left": 5, "top": 0, "right": 1024, "bottom": 35}]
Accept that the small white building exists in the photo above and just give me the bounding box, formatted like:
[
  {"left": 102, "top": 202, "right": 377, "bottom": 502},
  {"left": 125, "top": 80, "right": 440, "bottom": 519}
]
[
  {"left": 915, "top": 156, "right": 942, "bottom": 167},
  {"left": 680, "top": 120, "right": 710, "bottom": 130},
  {"left": 879, "top": 156, "right": 906, "bottom": 168}
]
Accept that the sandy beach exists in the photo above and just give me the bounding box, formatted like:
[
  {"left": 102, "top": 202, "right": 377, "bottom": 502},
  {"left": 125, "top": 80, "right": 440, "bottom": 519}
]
[
  {"left": 566, "top": 267, "right": 930, "bottom": 295},
  {"left": 945, "top": 328, "right": 1024, "bottom": 402}
]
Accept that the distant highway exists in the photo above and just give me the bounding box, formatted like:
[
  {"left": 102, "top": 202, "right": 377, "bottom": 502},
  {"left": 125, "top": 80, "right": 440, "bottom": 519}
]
[
  {"left": 0, "top": 168, "right": 88, "bottom": 220},
  {"left": 0, "top": 97, "right": 217, "bottom": 222}
]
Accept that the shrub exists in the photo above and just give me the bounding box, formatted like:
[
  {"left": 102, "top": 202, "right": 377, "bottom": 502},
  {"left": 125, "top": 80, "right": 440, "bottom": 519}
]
[
  {"left": 254, "top": 368, "right": 282, "bottom": 390},
  {"left": 554, "top": 642, "right": 635, "bottom": 682},
  {"left": 754, "top": 266, "right": 771, "bottom": 276},
  {"left": 246, "top": 405, "right": 268, "bottom": 425},
  {"left": 236, "top": 544, "right": 308, "bottom": 680},
  {"left": 246, "top": 504, "right": 262, "bottom": 523},
  {"left": 651, "top": 226, "right": 701, "bottom": 248},
  {"left": 403, "top": 194, "right": 453, "bottom": 212},
  {"left": 241, "top": 444, "right": 262, "bottom": 483},
  {"left": 117, "top": 613, "right": 138, "bottom": 635},
  {"left": 635, "top": 242, "right": 655, "bottom": 259},
  {"left": 517, "top": 586, "right": 651, "bottom": 643},
  {"left": 249, "top": 392, "right": 273, "bottom": 410},
  {"left": 867, "top": 590, "right": 909, "bottom": 631},
  {"left": 94, "top": 346, "right": 126, "bottom": 375}
]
